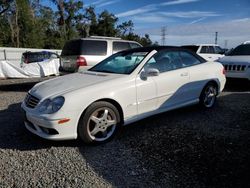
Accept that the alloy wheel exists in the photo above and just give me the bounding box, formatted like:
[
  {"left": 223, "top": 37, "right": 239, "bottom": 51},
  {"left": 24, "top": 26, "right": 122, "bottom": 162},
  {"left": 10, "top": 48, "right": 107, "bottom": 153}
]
[{"left": 86, "top": 107, "right": 117, "bottom": 142}]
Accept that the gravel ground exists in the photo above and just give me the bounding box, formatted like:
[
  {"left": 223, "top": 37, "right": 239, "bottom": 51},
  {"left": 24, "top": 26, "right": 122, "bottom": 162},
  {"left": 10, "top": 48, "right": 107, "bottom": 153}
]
[{"left": 0, "top": 77, "right": 250, "bottom": 188}]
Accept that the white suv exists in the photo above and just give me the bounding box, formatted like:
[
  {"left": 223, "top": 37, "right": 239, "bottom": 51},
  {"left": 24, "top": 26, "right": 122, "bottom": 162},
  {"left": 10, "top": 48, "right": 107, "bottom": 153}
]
[
  {"left": 218, "top": 42, "right": 250, "bottom": 80},
  {"left": 60, "top": 36, "right": 142, "bottom": 72},
  {"left": 182, "top": 44, "right": 225, "bottom": 61}
]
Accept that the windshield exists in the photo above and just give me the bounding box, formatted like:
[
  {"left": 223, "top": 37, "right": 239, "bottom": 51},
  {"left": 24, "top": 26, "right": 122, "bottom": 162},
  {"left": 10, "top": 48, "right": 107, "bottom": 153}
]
[
  {"left": 89, "top": 51, "right": 149, "bottom": 74},
  {"left": 227, "top": 44, "right": 250, "bottom": 56}
]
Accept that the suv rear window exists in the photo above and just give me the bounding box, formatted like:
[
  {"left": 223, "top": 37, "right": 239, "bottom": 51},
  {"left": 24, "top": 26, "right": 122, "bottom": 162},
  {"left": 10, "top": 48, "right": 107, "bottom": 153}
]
[{"left": 61, "top": 40, "right": 107, "bottom": 56}]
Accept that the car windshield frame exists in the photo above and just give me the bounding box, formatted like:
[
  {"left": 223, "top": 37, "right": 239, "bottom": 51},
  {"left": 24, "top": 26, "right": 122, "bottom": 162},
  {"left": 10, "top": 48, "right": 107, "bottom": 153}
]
[
  {"left": 226, "top": 44, "right": 250, "bottom": 56},
  {"left": 88, "top": 51, "right": 150, "bottom": 75}
]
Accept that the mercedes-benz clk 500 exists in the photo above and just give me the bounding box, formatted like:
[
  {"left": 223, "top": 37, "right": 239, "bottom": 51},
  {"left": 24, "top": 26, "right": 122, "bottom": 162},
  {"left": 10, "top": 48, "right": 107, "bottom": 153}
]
[{"left": 22, "top": 46, "right": 226, "bottom": 144}]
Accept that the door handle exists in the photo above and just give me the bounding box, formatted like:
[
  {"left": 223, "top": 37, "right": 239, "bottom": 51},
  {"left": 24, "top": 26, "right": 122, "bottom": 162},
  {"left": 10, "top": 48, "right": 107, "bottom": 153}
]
[{"left": 180, "top": 72, "right": 188, "bottom": 77}]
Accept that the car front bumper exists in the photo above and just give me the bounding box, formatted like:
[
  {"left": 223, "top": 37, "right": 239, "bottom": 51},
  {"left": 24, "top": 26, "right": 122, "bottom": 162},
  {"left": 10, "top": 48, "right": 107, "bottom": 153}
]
[
  {"left": 225, "top": 69, "right": 250, "bottom": 80},
  {"left": 22, "top": 103, "right": 78, "bottom": 141}
]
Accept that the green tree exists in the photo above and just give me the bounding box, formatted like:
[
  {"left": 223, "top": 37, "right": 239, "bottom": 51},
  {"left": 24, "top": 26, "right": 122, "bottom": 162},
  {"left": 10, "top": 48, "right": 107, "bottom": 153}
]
[
  {"left": 64, "top": 0, "right": 84, "bottom": 40},
  {"left": 0, "top": 0, "right": 13, "bottom": 15},
  {"left": 81, "top": 6, "right": 98, "bottom": 37},
  {"left": 16, "top": 0, "right": 43, "bottom": 48},
  {"left": 96, "top": 10, "right": 118, "bottom": 37},
  {"left": 0, "top": 1, "right": 155, "bottom": 49},
  {"left": 140, "top": 34, "right": 152, "bottom": 46},
  {"left": 36, "top": 5, "right": 64, "bottom": 48},
  {"left": 117, "top": 20, "right": 134, "bottom": 36},
  {"left": 0, "top": 16, "right": 11, "bottom": 46}
]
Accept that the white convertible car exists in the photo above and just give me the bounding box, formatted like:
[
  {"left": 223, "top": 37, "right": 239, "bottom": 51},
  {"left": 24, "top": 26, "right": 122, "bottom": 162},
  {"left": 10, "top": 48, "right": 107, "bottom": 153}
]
[{"left": 22, "top": 46, "right": 226, "bottom": 144}]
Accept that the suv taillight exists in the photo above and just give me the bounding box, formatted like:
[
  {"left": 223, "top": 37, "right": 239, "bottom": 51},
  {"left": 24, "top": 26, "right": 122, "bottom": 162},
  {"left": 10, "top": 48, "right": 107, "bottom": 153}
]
[
  {"left": 222, "top": 67, "right": 226, "bottom": 75},
  {"left": 24, "top": 58, "right": 28, "bottom": 64},
  {"left": 76, "top": 56, "right": 87, "bottom": 67}
]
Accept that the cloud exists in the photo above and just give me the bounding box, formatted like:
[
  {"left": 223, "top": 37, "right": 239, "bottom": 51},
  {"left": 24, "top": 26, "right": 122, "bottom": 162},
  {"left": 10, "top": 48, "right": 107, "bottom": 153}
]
[
  {"left": 161, "top": 0, "right": 200, "bottom": 6},
  {"left": 231, "top": 17, "right": 250, "bottom": 22},
  {"left": 126, "top": 11, "right": 219, "bottom": 24},
  {"left": 85, "top": 0, "right": 120, "bottom": 8},
  {"left": 85, "top": 0, "right": 106, "bottom": 6},
  {"left": 136, "top": 19, "right": 250, "bottom": 48},
  {"left": 160, "top": 11, "right": 220, "bottom": 18},
  {"left": 116, "top": 4, "right": 157, "bottom": 18},
  {"left": 116, "top": 0, "right": 201, "bottom": 18},
  {"left": 133, "top": 14, "right": 174, "bottom": 23},
  {"left": 96, "top": 0, "right": 121, "bottom": 8},
  {"left": 189, "top": 17, "right": 207, "bottom": 24}
]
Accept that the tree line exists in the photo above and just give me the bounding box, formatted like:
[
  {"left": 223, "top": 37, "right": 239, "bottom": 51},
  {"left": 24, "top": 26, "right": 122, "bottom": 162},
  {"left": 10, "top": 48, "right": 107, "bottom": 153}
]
[{"left": 0, "top": 0, "right": 156, "bottom": 49}]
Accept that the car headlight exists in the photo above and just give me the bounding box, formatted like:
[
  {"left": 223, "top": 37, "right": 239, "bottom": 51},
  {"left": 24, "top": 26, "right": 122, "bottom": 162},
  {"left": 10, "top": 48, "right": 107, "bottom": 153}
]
[{"left": 38, "top": 96, "right": 65, "bottom": 114}]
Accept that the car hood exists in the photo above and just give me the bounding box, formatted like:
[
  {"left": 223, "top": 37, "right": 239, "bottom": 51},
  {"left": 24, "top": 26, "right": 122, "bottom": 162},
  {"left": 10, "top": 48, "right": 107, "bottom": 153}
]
[
  {"left": 30, "top": 71, "right": 124, "bottom": 99},
  {"left": 218, "top": 56, "right": 250, "bottom": 65}
]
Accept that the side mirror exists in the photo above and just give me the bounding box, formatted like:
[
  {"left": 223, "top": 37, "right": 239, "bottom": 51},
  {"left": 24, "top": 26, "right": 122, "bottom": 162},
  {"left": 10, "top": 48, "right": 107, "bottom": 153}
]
[{"left": 141, "top": 68, "right": 160, "bottom": 79}]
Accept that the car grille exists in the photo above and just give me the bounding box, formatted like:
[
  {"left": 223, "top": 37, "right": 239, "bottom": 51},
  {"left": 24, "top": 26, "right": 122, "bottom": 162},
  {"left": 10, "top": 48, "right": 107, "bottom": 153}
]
[
  {"left": 25, "top": 93, "right": 40, "bottom": 109},
  {"left": 223, "top": 64, "right": 247, "bottom": 72}
]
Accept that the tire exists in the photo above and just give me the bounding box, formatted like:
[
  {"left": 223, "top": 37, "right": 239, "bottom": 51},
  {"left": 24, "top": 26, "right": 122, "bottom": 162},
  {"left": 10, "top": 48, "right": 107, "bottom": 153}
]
[
  {"left": 199, "top": 82, "right": 218, "bottom": 108},
  {"left": 78, "top": 101, "right": 121, "bottom": 144}
]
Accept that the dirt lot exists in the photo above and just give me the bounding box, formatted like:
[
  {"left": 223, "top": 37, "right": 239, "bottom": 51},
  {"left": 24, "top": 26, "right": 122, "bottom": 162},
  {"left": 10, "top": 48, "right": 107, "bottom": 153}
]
[{"left": 0, "top": 77, "right": 250, "bottom": 188}]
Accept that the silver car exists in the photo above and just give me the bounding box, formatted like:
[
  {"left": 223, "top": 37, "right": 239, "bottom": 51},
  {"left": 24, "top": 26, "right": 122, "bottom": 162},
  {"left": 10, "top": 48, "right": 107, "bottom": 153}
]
[{"left": 60, "top": 36, "right": 142, "bottom": 72}]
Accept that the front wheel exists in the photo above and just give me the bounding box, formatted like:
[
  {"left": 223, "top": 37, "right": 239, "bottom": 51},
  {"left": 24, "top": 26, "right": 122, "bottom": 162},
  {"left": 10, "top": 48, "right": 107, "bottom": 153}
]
[
  {"left": 199, "top": 83, "right": 218, "bottom": 108},
  {"left": 78, "top": 101, "right": 121, "bottom": 144}
]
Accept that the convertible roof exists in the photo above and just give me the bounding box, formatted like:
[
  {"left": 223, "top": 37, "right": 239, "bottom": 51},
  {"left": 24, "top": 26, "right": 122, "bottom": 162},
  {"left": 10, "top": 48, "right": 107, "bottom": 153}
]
[
  {"left": 121, "top": 45, "right": 206, "bottom": 62},
  {"left": 123, "top": 46, "right": 183, "bottom": 53}
]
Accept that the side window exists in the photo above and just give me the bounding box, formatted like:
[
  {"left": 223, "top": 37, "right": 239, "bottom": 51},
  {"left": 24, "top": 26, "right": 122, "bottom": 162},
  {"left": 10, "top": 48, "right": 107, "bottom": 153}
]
[
  {"left": 82, "top": 40, "right": 107, "bottom": 55},
  {"left": 130, "top": 42, "right": 141, "bottom": 49},
  {"left": 144, "top": 51, "right": 183, "bottom": 73},
  {"left": 214, "top": 46, "right": 223, "bottom": 54},
  {"left": 200, "top": 46, "right": 215, "bottom": 54},
  {"left": 180, "top": 51, "right": 201, "bottom": 67},
  {"left": 208, "top": 46, "right": 215, "bottom": 53},
  {"left": 200, "top": 46, "right": 208, "bottom": 53},
  {"left": 113, "top": 42, "right": 131, "bottom": 53}
]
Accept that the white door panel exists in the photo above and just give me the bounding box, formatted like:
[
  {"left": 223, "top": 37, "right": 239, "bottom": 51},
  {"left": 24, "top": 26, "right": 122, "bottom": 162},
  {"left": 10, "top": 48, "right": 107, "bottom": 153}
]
[
  {"left": 187, "top": 64, "right": 209, "bottom": 99},
  {"left": 153, "top": 68, "right": 190, "bottom": 109},
  {"left": 136, "top": 75, "right": 157, "bottom": 114}
]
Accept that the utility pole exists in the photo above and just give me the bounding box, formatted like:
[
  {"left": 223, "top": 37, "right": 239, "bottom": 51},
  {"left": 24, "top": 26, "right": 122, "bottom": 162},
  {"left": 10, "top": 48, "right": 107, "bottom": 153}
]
[
  {"left": 224, "top": 40, "right": 228, "bottom": 49},
  {"left": 215, "top": 31, "right": 218, "bottom": 45},
  {"left": 161, "top": 26, "right": 167, "bottom": 46}
]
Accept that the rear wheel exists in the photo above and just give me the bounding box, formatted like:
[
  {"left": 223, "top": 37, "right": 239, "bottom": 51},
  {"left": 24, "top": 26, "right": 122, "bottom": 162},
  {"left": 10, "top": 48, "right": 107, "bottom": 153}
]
[
  {"left": 199, "top": 82, "right": 218, "bottom": 108},
  {"left": 78, "top": 101, "right": 121, "bottom": 144}
]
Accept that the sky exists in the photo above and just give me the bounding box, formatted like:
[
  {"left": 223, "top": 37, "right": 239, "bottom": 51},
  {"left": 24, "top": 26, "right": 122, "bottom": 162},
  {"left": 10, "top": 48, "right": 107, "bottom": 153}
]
[{"left": 44, "top": 0, "right": 250, "bottom": 48}]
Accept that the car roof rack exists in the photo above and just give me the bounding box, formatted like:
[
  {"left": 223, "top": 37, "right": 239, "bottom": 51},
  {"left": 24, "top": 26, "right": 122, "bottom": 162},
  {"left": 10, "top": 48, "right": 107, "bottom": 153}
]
[{"left": 89, "top": 36, "right": 122, "bottom": 40}]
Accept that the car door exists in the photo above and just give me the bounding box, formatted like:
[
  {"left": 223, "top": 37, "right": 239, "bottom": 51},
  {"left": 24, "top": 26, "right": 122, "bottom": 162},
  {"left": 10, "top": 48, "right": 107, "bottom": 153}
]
[
  {"left": 148, "top": 50, "right": 190, "bottom": 109},
  {"left": 136, "top": 63, "right": 158, "bottom": 114},
  {"left": 179, "top": 51, "right": 206, "bottom": 99}
]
